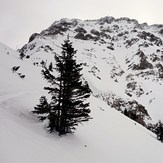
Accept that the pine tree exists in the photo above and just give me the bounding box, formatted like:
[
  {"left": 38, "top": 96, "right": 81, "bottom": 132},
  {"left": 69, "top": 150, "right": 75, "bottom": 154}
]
[
  {"left": 124, "top": 109, "right": 128, "bottom": 117},
  {"left": 33, "top": 38, "right": 91, "bottom": 135},
  {"left": 20, "top": 52, "right": 25, "bottom": 59},
  {"left": 32, "top": 96, "right": 50, "bottom": 121},
  {"left": 155, "top": 120, "right": 163, "bottom": 142},
  {"left": 59, "top": 38, "right": 91, "bottom": 134}
]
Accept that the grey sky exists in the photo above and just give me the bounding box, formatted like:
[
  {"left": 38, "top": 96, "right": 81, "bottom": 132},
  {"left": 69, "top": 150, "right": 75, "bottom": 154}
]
[{"left": 0, "top": 0, "right": 163, "bottom": 49}]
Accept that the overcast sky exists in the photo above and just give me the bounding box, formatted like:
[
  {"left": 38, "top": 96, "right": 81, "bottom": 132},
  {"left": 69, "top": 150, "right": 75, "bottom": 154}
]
[{"left": 0, "top": 0, "right": 163, "bottom": 49}]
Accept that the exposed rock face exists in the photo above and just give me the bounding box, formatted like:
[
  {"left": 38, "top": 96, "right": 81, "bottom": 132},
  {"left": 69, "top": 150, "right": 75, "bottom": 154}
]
[
  {"left": 131, "top": 50, "right": 153, "bottom": 70},
  {"left": 41, "top": 18, "right": 79, "bottom": 36},
  {"left": 75, "top": 27, "right": 87, "bottom": 34},
  {"left": 28, "top": 33, "right": 39, "bottom": 43},
  {"left": 74, "top": 33, "right": 98, "bottom": 41},
  {"left": 138, "top": 31, "right": 162, "bottom": 46},
  {"left": 96, "top": 93, "right": 151, "bottom": 127}
]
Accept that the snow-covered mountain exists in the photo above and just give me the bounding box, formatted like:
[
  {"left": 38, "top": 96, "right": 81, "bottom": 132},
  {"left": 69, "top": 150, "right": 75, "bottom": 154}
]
[
  {"left": 20, "top": 16, "right": 163, "bottom": 126},
  {"left": 1, "top": 16, "right": 163, "bottom": 163}
]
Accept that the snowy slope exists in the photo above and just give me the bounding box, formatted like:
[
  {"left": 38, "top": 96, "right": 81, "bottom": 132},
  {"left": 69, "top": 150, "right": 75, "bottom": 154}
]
[
  {"left": 1, "top": 95, "right": 163, "bottom": 163},
  {"left": 1, "top": 16, "right": 163, "bottom": 163},
  {"left": 0, "top": 43, "right": 163, "bottom": 162}
]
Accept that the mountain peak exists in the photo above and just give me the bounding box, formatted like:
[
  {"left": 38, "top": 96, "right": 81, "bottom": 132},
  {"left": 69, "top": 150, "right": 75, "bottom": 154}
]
[{"left": 18, "top": 16, "right": 163, "bottom": 127}]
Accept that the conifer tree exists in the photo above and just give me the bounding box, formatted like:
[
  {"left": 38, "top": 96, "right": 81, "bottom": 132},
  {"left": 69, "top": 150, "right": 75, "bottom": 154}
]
[
  {"left": 32, "top": 96, "right": 50, "bottom": 121},
  {"left": 20, "top": 52, "right": 25, "bottom": 59},
  {"left": 155, "top": 120, "right": 163, "bottom": 142},
  {"left": 33, "top": 38, "right": 91, "bottom": 135}
]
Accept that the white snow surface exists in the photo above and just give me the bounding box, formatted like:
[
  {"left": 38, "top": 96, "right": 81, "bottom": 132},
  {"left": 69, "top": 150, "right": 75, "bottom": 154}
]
[{"left": 1, "top": 39, "right": 163, "bottom": 163}]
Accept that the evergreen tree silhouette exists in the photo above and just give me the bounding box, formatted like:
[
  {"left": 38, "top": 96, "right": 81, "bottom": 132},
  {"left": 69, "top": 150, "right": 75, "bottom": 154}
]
[
  {"left": 32, "top": 96, "right": 50, "bottom": 121},
  {"left": 33, "top": 38, "right": 91, "bottom": 135},
  {"left": 155, "top": 120, "right": 163, "bottom": 142}
]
